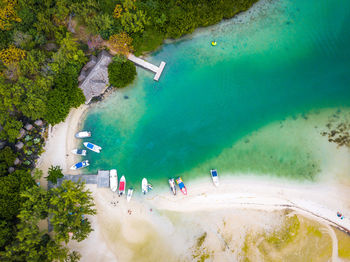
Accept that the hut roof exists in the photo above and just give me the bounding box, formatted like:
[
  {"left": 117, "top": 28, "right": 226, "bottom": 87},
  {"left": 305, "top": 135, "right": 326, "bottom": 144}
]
[{"left": 78, "top": 50, "right": 113, "bottom": 104}]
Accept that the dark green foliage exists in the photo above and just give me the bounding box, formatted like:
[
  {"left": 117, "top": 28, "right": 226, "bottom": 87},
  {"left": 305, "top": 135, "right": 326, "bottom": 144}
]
[
  {"left": 45, "top": 65, "right": 85, "bottom": 124},
  {"left": 132, "top": 28, "right": 164, "bottom": 56},
  {"left": 49, "top": 180, "right": 96, "bottom": 243},
  {"left": 46, "top": 165, "right": 64, "bottom": 184},
  {"left": 0, "top": 146, "right": 19, "bottom": 177},
  {"left": 1, "top": 180, "right": 94, "bottom": 260},
  {"left": 108, "top": 58, "right": 136, "bottom": 88}
]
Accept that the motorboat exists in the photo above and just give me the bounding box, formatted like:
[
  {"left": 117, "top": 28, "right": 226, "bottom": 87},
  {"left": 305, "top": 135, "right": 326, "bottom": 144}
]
[
  {"left": 71, "top": 149, "right": 87, "bottom": 156},
  {"left": 168, "top": 178, "right": 176, "bottom": 195},
  {"left": 142, "top": 178, "right": 148, "bottom": 195},
  {"left": 110, "top": 169, "right": 118, "bottom": 192},
  {"left": 175, "top": 177, "right": 187, "bottom": 195},
  {"left": 83, "top": 142, "right": 102, "bottom": 153},
  {"left": 127, "top": 188, "right": 133, "bottom": 202},
  {"left": 70, "top": 160, "right": 89, "bottom": 170},
  {"left": 75, "top": 131, "right": 91, "bottom": 138},
  {"left": 118, "top": 175, "right": 126, "bottom": 196},
  {"left": 210, "top": 169, "right": 219, "bottom": 187}
]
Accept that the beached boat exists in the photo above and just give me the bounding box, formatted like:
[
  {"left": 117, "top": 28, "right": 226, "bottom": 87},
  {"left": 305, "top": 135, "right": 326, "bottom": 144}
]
[
  {"left": 127, "top": 188, "right": 133, "bottom": 202},
  {"left": 110, "top": 169, "right": 118, "bottom": 192},
  {"left": 168, "top": 178, "right": 176, "bottom": 195},
  {"left": 71, "top": 149, "right": 87, "bottom": 156},
  {"left": 83, "top": 142, "right": 102, "bottom": 153},
  {"left": 75, "top": 131, "right": 91, "bottom": 138},
  {"left": 142, "top": 178, "right": 148, "bottom": 194},
  {"left": 118, "top": 175, "right": 126, "bottom": 196},
  {"left": 176, "top": 177, "right": 187, "bottom": 195},
  {"left": 210, "top": 169, "right": 219, "bottom": 187},
  {"left": 70, "top": 160, "right": 89, "bottom": 170}
]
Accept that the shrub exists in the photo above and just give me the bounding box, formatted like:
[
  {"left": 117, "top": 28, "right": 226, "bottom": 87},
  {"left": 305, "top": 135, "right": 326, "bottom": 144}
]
[{"left": 108, "top": 58, "right": 136, "bottom": 88}]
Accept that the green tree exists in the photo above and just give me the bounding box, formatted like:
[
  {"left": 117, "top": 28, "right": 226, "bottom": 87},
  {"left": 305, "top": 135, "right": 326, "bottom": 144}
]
[
  {"left": 16, "top": 77, "right": 48, "bottom": 120},
  {"left": 2, "top": 186, "right": 79, "bottom": 262},
  {"left": 0, "top": 146, "right": 17, "bottom": 170},
  {"left": 51, "top": 33, "right": 87, "bottom": 73},
  {"left": 46, "top": 165, "right": 64, "bottom": 184},
  {"left": 0, "top": 114, "right": 22, "bottom": 142},
  {"left": 45, "top": 64, "right": 85, "bottom": 124},
  {"left": 87, "top": 13, "right": 114, "bottom": 36},
  {"left": 49, "top": 180, "right": 96, "bottom": 243},
  {"left": 108, "top": 58, "right": 136, "bottom": 88},
  {"left": 120, "top": 9, "right": 149, "bottom": 34}
]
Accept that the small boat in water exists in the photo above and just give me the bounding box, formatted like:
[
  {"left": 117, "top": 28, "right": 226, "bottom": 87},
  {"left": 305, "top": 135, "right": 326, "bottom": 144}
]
[
  {"left": 168, "top": 178, "right": 176, "bottom": 195},
  {"left": 118, "top": 176, "right": 126, "bottom": 196},
  {"left": 142, "top": 178, "right": 148, "bottom": 194},
  {"left": 110, "top": 169, "right": 118, "bottom": 192},
  {"left": 83, "top": 142, "right": 102, "bottom": 153},
  {"left": 210, "top": 169, "right": 219, "bottom": 187},
  {"left": 71, "top": 149, "right": 87, "bottom": 156},
  {"left": 70, "top": 160, "right": 89, "bottom": 170},
  {"left": 176, "top": 177, "right": 187, "bottom": 195},
  {"left": 75, "top": 131, "right": 91, "bottom": 138},
  {"left": 127, "top": 188, "right": 133, "bottom": 202}
]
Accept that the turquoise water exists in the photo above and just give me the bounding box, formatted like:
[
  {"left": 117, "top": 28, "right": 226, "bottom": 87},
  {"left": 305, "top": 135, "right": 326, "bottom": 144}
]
[{"left": 83, "top": 0, "right": 350, "bottom": 186}]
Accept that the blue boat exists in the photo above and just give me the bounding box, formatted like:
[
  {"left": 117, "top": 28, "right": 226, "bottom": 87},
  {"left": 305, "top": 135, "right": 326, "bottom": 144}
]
[
  {"left": 83, "top": 142, "right": 102, "bottom": 153},
  {"left": 71, "top": 149, "right": 87, "bottom": 156},
  {"left": 210, "top": 169, "right": 219, "bottom": 187},
  {"left": 70, "top": 160, "right": 89, "bottom": 170}
]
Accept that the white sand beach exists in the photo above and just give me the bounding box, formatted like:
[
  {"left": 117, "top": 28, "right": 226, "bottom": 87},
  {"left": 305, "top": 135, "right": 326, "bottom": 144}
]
[
  {"left": 67, "top": 176, "right": 350, "bottom": 261},
  {"left": 36, "top": 104, "right": 89, "bottom": 187}
]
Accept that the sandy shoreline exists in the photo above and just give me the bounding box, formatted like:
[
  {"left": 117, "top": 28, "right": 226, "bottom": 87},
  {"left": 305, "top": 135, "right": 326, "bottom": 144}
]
[
  {"left": 36, "top": 104, "right": 89, "bottom": 187},
  {"left": 67, "top": 176, "right": 350, "bottom": 261}
]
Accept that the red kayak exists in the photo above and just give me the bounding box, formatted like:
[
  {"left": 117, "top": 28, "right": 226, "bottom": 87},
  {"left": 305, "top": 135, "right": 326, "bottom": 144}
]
[{"left": 176, "top": 177, "right": 187, "bottom": 195}]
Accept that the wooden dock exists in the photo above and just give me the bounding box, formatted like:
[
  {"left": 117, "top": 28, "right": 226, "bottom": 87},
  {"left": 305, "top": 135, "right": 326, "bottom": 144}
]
[
  {"left": 128, "top": 54, "right": 166, "bottom": 81},
  {"left": 53, "top": 170, "right": 110, "bottom": 188}
]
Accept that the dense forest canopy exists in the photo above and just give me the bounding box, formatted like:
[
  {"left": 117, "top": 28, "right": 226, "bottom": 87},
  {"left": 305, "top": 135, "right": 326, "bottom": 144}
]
[{"left": 0, "top": 0, "right": 257, "bottom": 260}]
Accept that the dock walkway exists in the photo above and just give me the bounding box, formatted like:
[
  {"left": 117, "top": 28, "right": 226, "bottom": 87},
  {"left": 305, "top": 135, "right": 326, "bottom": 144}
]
[
  {"left": 128, "top": 54, "right": 166, "bottom": 81},
  {"left": 53, "top": 170, "right": 110, "bottom": 188}
]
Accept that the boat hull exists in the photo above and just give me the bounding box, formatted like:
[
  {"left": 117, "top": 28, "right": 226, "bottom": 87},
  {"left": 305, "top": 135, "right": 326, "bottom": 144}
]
[
  {"left": 127, "top": 189, "right": 133, "bottom": 202},
  {"left": 83, "top": 142, "right": 102, "bottom": 153},
  {"left": 142, "top": 178, "right": 148, "bottom": 194},
  {"left": 118, "top": 176, "right": 126, "bottom": 196},
  {"left": 75, "top": 131, "right": 91, "bottom": 138},
  {"left": 110, "top": 169, "right": 118, "bottom": 192},
  {"left": 176, "top": 177, "right": 187, "bottom": 195},
  {"left": 168, "top": 179, "right": 176, "bottom": 195},
  {"left": 70, "top": 160, "right": 89, "bottom": 170},
  {"left": 210, "top": 169, "right": 219, "bottom": 187},
  {"left": 71, "top": 149, "right": 87, "bottom": 156}
]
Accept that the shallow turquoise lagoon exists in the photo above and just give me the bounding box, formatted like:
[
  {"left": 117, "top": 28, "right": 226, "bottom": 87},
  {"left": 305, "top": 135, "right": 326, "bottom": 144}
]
[{"left": 82, "top": 0, "right": 350, "bottom": 186}]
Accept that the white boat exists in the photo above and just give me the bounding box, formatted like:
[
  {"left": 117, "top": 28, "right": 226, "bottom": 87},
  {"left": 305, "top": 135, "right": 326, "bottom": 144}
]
[
  {"left": 70, "top": 160, "right": 89, "bottom": 170},
  {"left": 75, "top": 131, "right": 91, "bottom": 138},
  {"left": 110, "top": 169, "right": 118, "bottom": 192},
  {"left": 210, "top": 169, "right": 219, "bottom": 187},
  {"left": 118, "top": 176, "right": 126, "bottom": 196},
  {"left": 142, "top": 178, "right": 148, "bottom": 195},
  {"left": 127, "top": 188, "right": 133, "bottom": 202},
  {"left": 71, "top": 149, "right": 87, "bottom": 156},
  {"left": 83, "top": 142, "right": 102, "bottom": 153},
  {"left": 168, "top": 178, "right": 176, "bottom": 195}
]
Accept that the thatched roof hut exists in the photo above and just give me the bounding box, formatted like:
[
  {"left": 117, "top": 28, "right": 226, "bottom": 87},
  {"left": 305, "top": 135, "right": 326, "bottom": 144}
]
[{"left": 78, "top": 50, "right": 113, "bottom": 104}]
